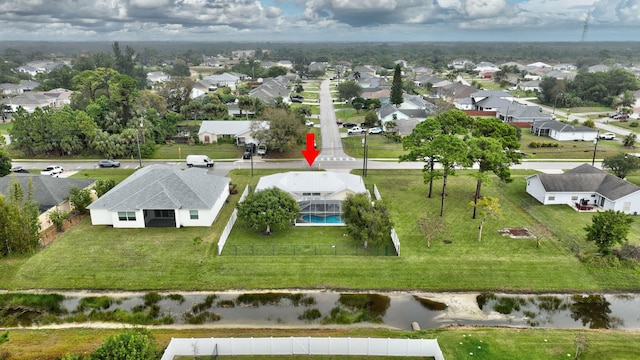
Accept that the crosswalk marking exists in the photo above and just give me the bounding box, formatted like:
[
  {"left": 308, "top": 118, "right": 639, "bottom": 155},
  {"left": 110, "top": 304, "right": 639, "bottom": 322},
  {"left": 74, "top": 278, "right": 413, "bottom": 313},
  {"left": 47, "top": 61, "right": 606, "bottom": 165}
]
[{"left": 317, "top": 156, "right": 356, "bottom": 162}]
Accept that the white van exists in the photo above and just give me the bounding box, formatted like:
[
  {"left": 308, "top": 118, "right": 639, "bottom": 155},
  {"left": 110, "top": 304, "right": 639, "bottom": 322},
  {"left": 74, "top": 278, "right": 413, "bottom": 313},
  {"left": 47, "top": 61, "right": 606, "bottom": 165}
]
[{"left": 186, "top": 155, "right": 214, "bottom": 168}]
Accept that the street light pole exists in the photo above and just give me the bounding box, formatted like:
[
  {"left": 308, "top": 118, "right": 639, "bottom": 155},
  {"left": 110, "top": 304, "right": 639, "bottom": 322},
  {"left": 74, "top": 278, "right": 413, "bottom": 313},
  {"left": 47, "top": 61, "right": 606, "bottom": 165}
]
[
  {"left": 553, "top": 93, "right": 563, "bottom": 115},
  {"left": 136, "top": 127, "right": 142, "bottom": 168},
  {"left": 362, "top": 131, "right": 368, "bottom": 177},
  {"left": 592, "top": 130, "right": 599, "bottom": 167}
]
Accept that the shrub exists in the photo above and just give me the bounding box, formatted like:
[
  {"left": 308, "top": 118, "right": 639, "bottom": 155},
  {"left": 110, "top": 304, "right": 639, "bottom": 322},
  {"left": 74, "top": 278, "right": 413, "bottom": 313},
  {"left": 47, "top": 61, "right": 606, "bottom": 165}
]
[
  {"left": 48, "top": 209, "right": 69, "bottom": 232},
  {"left": 630, "top": 121, "right": 639, "bottom": 128}
]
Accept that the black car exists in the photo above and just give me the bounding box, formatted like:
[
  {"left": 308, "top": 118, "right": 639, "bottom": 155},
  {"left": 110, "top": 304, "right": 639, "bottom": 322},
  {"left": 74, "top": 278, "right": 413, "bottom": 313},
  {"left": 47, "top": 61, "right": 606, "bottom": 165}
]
[
  {"left": 242, "top": 150, "right": 252, "bottom": 159},
  {"left": 342, "top": 122, "right": 357, "bottom": 128}
]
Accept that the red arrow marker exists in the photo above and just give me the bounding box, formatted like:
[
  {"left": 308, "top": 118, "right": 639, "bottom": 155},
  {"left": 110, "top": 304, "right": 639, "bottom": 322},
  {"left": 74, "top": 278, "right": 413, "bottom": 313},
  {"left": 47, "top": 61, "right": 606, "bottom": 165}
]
[{"left": 301, "top": 133, "right": 320, "bottom": 166}]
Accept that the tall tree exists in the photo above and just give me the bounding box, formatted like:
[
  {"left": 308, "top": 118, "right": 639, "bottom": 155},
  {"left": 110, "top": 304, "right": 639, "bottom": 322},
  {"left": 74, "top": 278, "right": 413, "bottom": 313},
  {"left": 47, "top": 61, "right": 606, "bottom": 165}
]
[
  {"left": 251, "top": 108, "right": 306, "bottom": 152},
  {"left": 0, "top": 149, "right": 10, "bottom": 177},
  {"left": 585, "top": 210, "right": 633, "bottom": 255},
  {"left": 237, "top": 187, "right": 299, "bottom": 234},
  {"left": 400, "top": 117, "right": 441, "bottom": 198},
  {"left": 390, "top": 63, "right": 404, "bottom": 107},
  {"left": 238, "top": 95, "right": 254, "bottom": 120},
  {"left": 602, "top": 153, "right": 640, "bottom": 179},
  {"left": 430, "top": 134, "right": 470, "bottom": 216},
  {"left": 342, "top": 193, "right": 393, "bottom": 248},
  {"left": 336, "top": 80, "right": 362, "bottom": 101}
]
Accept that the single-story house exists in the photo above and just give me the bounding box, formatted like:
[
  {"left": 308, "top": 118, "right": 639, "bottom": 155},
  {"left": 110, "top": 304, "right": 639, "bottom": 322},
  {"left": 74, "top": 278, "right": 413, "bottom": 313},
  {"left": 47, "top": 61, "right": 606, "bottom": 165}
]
[
  {"left": 530, "top": 120, "right": 598, "bottom": 141},
  {"left": 88, "top": 164, "right": 230, "bottom": 228},
  {"left": 198, "top": 120, "right": 268, "bottom": 146},
  {"left": 254, "top": 171, "right": 367, "bottom": 225},
  {"left": 0, "top": 174, "right": 94, "bottom": 230},
  {"left": 525, "top": 164, "right": 640, "bottom": 214}
]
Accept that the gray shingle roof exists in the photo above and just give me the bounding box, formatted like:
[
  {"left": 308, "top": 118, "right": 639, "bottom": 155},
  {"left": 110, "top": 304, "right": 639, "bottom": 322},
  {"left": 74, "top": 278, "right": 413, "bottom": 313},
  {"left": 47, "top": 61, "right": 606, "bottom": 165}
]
[
  {"left": 531, "top": 120, "right": 595, "bottom": 133},
  {"left": 0, "top": 174, "right": 94, "bottom": 213},
  {"left": 88, "top": 164, "right": 230, "bottom": 211},
  {"left": 531, "top": 164, "right": 640, "bottom": 200}
]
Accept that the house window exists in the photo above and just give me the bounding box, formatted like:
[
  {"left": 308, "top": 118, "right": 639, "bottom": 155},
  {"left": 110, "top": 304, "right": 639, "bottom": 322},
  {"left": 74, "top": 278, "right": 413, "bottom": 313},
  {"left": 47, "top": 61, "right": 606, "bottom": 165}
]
[
  {"left": 118, "top": 211, "right": 136, "bottom": 221},
  {"left": 571, "top": 196, "right": 578, "bottom": 201},
  {"left": 190, "top": 210, "right": 199, "bottom": 220},
  {"left": 548, "top": 196, "right": 555, "bottom": 201},
  {"left": 624, "top": 202, "right": 631, "bottom": 211}
]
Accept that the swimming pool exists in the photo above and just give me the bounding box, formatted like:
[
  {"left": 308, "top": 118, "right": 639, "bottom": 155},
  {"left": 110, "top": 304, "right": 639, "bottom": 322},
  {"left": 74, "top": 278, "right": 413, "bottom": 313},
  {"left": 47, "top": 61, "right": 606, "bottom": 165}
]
[{"left": 301, "top": 214, "right": 343, "bottom": 224}]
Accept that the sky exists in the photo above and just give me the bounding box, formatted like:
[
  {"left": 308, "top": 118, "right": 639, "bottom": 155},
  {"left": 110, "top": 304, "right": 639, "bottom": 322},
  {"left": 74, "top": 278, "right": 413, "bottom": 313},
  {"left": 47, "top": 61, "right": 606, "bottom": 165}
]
[{"left": 0, "top": 0, "right": 638, "bottom": 42}]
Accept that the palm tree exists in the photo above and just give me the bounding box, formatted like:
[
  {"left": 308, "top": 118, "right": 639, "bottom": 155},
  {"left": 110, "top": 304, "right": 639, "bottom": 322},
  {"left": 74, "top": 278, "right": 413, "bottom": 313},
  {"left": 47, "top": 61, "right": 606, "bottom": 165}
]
[
  {"left": 238, "top": 95, "right": 254, "bottom": 120},
  {"left": 353, "top": 71, "right": 361, "bottom": 82},
  {"left": 623, "top": 133, "right": 637, "bottom": 148}
]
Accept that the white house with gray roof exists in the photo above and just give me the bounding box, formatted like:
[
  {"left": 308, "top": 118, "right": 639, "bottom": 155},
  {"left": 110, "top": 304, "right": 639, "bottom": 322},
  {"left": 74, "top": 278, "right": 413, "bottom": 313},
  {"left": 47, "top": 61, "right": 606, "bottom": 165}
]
[
  {"left": 254, "top": 171, "right": 367, "bottom": 225},
  {"left": 88, "top": 164, "right": 230, "bottom": 228},
  {"left": 530, "top": 120, "right": 597, "bottom": 141},
  {"left": 198, "top": 120, "right": 268, "bottom": 146},
  {"left": 526, "top": 164, "right": 640, "bottom": 214}
]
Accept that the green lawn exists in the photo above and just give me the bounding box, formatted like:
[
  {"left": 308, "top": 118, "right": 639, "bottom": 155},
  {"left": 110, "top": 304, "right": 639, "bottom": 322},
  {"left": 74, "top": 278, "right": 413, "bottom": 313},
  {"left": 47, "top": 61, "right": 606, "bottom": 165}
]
[
  {"left": 0, "top": 121, "right": 11, "bottom": 134},
  {"left": 70, "top": 168, "right": 136, "bottom": 184},
  {"left": 607, "top": 120, "right": 640, "bottom": 132},
  {"left": 2, "top": 326, "right": 639, "bottom": 360},
  {"left": 3, "top": 169, "right": 639, "bottom": 292},
  {"left": 151, "top": 142, "right": 243, "bottom": 160},
  {"left": 342, "top": 134, "right": 404, "bottom": 159},
  {"left": 520, "top": 130, "right": 625, "bottom": 160}
]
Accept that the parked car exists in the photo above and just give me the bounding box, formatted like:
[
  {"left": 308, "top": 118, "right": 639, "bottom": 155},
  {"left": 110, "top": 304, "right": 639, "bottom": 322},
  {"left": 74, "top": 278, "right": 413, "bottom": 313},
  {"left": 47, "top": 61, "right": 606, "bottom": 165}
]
[
  {"left": 613, "top": 114, "right": 629, "bottom": 120},
  {"left": 41, "top": 165, "right": 63, "bottom": 176},
  {"left": 347, "top": 126, "right": 366, "bottom": 135},
  {"left": 291, "top": 98, "right": 303, "bottom": 103},
  {"left": 368, "top": 127, "right": 382, "bottom": 134},
  {"left": 257, "top": 144, "right": 268, "bottom": 155},
  {"left": 305, "top": 120, "right": 314, "bottom": 126},
  {"left": 242, "top": 150, "right": 252, "bottom": 159},
  {"left": 342, "top": 122, "right": 357, "bottom": 128},
  {"left": 336, "top": 119, "right": 343, "bottom": 125},
  {"left": 598, "top": 132, "right": 616, "bottom": 140},
  {"left": 10, "top": 165, "right": 28, "bottom": 173},
  {"left": 609, "top": 112, "right": 621, "bottom": 118},
  {"left": 99, "top": 159, "right": 121, "bottom": 168}
]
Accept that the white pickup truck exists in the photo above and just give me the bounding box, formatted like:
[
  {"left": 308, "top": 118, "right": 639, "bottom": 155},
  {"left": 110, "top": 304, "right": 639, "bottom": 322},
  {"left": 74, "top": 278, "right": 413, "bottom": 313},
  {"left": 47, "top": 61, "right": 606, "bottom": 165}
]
[
  {"left": 347, "top": 126, "right": 366, "bottom": 135},
  {"left": 41, "top": 165, "right": 64, "bottom": 176}
]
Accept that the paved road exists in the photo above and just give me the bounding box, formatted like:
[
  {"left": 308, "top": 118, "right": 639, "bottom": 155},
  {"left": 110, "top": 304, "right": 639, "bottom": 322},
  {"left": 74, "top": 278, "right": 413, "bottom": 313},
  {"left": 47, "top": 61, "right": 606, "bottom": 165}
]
[{"left": 316, "top": 79, "right": 354, "bottom": 165}]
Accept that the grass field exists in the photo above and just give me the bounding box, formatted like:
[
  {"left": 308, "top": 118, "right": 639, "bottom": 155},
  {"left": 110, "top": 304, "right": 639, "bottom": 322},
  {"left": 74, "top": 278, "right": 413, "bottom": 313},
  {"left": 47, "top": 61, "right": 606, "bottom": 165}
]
[
  {"left": 151, "top": 142, "right": 243, "bottom": 160},
  {"left": 607, "top": 120, "right": 640, "bottom": 132},
  {"left": 342, "top": 134, "right": 405, "bottom": 159},
  {"left": 3, "top": 169, "right": 639, "bottom": 292},
  {"left": 2, "top": 327, "right": 639, "bottom": 360},
  {"left": 519, "top": 130, "right": 625, "bottom": 160}
]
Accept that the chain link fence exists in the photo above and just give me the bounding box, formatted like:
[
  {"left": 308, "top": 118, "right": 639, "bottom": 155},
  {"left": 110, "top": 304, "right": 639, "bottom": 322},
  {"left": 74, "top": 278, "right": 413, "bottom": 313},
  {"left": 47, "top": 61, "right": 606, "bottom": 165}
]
[
  {"left": 520, "top": 198, "right": 583, "bottom": 255},
  {"left": 222, "top": 244, "right": 397, "bottom": 256}
]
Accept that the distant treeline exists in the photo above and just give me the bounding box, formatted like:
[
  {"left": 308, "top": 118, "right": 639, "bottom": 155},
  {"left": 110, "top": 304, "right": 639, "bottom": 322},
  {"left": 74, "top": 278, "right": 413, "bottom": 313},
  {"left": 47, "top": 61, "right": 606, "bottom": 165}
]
[{"left": 1, "top": 41, "right": 640, "bottom": 71}]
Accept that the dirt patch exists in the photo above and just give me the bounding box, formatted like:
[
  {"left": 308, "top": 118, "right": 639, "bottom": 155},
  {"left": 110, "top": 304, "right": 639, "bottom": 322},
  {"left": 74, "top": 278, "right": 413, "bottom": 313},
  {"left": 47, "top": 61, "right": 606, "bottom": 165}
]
[{"left": 497, "top": 227, "right": 536, "bottom": 239}]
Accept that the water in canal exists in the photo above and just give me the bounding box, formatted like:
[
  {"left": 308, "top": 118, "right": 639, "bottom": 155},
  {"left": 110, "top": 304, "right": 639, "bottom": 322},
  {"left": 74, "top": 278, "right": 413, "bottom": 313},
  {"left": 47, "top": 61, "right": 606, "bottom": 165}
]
[{"left": 3, "top": 291, "right": 640, "bottom": 330}]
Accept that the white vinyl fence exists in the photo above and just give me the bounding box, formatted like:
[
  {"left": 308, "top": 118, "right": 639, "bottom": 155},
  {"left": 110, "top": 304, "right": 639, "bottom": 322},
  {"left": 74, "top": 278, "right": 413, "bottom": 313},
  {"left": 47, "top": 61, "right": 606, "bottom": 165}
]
[
  {"left": 217, "top": 185, "right": 250, "bottom": 255},
  {"left": 161, "top": 337, "right": 444, "bottom": 360},
  {"left": 374, "top": 184, "right": 400, "bottom": 256}
]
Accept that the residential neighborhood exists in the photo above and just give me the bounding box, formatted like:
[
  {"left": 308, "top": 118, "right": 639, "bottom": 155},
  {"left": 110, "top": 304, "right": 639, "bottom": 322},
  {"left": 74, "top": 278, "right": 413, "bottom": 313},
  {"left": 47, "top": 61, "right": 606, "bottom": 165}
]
[{"left": 2, "top": 41, "right": 640, "bottom": 359}]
